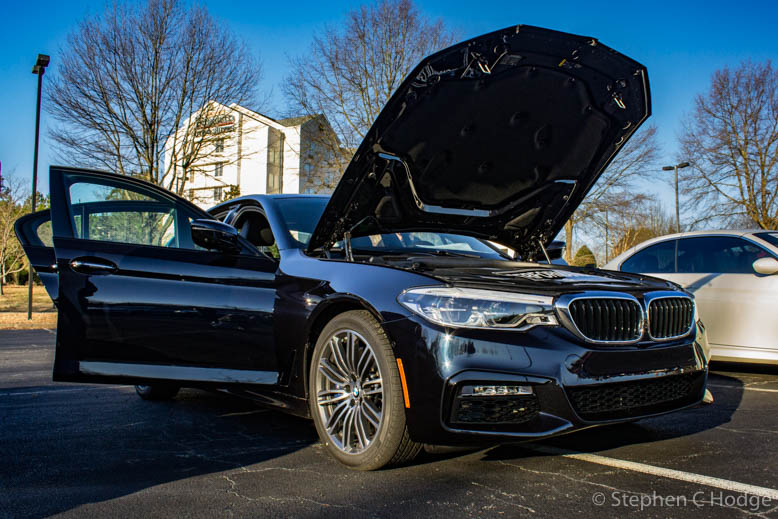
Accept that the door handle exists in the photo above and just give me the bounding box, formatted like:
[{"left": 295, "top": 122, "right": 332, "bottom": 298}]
[{"left": 70, "top": 258, "right": 118, "bottom": 274}]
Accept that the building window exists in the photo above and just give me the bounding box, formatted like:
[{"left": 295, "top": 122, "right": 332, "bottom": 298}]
[
  {"left": 213, "top": 187, "right": 223, "bottom": 201},
  {"left": 214, "top": 163, "right": 223, "bottom": 177},
  {"left": 215, "top": 139, "right": 224, "bottom": 153},
  {"left": 266, "top": 128, "right": 284, "bottom": 194},
  {"left": 187, "top": 170, "right": 195, "bottom": 182},
  {"left": 188, "top": 189, "right": 195, "bottom": 200}
]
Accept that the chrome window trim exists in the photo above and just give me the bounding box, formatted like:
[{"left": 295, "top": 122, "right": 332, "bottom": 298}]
[
  {"left": 555, "top": 291, "right": 644, "bottom": 345},
  {"left": 643, "top": 291, "right": 695, "bottom": 341}
]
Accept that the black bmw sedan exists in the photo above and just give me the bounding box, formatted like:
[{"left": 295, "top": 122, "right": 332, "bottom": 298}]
[{"left": 16, "top": 25, "right": 708, "bottom": 470}]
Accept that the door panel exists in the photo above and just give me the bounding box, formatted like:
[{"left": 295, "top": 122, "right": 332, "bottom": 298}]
[
  {"left": 674, "top": 236, "right": 778, "bottom": 354},
  {"left": 48, "top": 166, "right": 279, "bottom": 384}
]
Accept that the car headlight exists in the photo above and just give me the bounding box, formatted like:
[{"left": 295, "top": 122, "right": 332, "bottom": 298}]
[{"left": 397, "top": 287, "right": 559, "bottom": 330}]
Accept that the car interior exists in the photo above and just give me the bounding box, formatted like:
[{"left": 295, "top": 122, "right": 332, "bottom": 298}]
[{"left": 232, "top": 210, "right": 278, "bottom": 257}]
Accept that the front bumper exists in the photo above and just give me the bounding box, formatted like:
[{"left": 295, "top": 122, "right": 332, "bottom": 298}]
[{"left": 382, "top": 316, "right": 708, "bottom": 445}]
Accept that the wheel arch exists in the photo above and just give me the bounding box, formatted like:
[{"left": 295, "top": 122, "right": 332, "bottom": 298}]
[{"left": 302, "top": 296, "right": 385, "bottom": 400}]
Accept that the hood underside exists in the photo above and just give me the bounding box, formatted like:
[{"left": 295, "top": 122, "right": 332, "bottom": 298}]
[{"left": 308, "top": 25, "right": 650, "bottom": 259}]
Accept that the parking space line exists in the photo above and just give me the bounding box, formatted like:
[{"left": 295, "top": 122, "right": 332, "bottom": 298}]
[
  {"left": 531, "top": 446, "right": 778, "bottom": 500},
  {"left": 708, "top": 384, "right": 778, "bottom": 393}
]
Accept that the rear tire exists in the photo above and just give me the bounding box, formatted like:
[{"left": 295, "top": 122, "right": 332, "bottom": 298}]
[
  {"left": 309, "top": 310, "right": 421, "bottom": 470},
  {"left": 134, "top": 384, "right": 179, "bottom": 401}
]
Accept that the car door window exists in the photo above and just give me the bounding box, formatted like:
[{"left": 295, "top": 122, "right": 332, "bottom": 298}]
[
  {"left": 677, "top": 236, "right": 769, "bottom": 274},
  {"left": 67, "top": 178, "right": 191, "bottom": 249},
  {"left": 620, "top": 240, "right": 676, "bottom": 273}
]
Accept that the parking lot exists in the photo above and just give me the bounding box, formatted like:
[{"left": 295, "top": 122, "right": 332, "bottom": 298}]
[{"left": 2, "top": 329, "right": 777, "bottom": 518}]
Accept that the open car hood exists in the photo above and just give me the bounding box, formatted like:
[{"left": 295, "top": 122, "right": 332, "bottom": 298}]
[{"left": 307, "top": 25, "right": 650, "bottom": 259}]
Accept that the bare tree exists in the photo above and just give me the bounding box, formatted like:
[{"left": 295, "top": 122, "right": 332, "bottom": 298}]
[
  {"left": 0, "top": 175, "right": 29, "bottom": 295},
  {"left": 47, "top": 0, "right": 261, "bottom": 195},
  {"left": 284, "top": 0, "right": 458, "bottom": 192},
  {"left": 564, "top": 125, "right": 661, "bottom": 262},
  {"left": 678, "top": 60, "right": 778, "bottom": 229},
  {"left": 607, "top": 198, "right": 676, "bottom": 259}
]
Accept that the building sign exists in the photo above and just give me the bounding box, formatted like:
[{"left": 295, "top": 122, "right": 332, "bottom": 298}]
[{"left": 194, "top": 113, "right": 235, "bottom": 137}]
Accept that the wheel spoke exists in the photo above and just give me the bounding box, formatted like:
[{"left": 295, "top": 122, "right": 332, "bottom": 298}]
[
  {"left": 317, "top": 389, "right": 350, "bottom": 406},
  {"left": 318, "top": 359, "right": 347, "bottom": 385},
  {"left": 362, "top": 399, "right": 381, "bottom": 428},
  {"left": 342, "top": 406, "right": 355, "bottom": 450},
  {"left": 362, "top": 376, "right": 382, "bottom": 387},
  {"left": 356, "top": 346, "right": 370, "bottom": 377},
  {"left": 326, "top": 400, "right": 349, "bottom": 433},
  {"left": 362, "top": 387, "right": 382, "bottom": 396},
  {"left": 354, "top": 406, "right": 369, "bottom": 449},
  {"left": 346, "top": 332, "right": 356, "bottom": 373},
  {"left": 329, "top": 337, "right": 351, "bottom": 378}
]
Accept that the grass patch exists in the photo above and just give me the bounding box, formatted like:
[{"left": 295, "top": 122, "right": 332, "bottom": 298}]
[{"left": 0, "top": 285, "right": 56, "bottom": 329}]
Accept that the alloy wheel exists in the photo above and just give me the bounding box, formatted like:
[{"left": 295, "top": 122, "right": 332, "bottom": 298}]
[{"left": 315, "top": 329, "right": 384, "bottom": 455}]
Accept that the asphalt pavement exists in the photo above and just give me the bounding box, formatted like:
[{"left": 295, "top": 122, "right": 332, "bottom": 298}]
[{"left": 2, "top": 329, "right": 777, "bottom": 518}]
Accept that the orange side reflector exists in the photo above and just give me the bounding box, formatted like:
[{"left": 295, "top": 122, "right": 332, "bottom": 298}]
[{"left": 396, "top": 358, "right": 411, "bottom": 408}]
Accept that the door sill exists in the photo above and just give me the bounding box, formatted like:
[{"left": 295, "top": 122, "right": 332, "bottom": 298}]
[{"left": 79, "top": 361, "right": 279, "bottom": 385}]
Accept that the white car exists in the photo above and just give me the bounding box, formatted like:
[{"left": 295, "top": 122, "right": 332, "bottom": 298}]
[{"left": 604, "top": 230, "right": 778, "bottom": 364}]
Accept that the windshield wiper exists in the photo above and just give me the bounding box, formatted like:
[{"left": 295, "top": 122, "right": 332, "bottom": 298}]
[
  {"left": 346, "top": 248, "right": 487, "bottom": 259},
  {"left": 408, "top": 250, "right": 482, "bottom": 258}
]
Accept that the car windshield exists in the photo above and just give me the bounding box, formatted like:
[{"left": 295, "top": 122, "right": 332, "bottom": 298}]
[{"left": 274, "top": 197, "right": 506, "bottom": 259}]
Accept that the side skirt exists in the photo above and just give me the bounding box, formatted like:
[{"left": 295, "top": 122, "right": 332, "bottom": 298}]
[{"left": 79, "top": 361, "right": 279, "bottom": 385}]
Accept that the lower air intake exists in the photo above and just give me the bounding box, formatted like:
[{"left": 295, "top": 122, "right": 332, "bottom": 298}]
[
  {"left": 450, "top": 394, "right": 540, "bottom": 425},
  {"left": 566, "top": 372, "right": 705, "bottom": 421}
]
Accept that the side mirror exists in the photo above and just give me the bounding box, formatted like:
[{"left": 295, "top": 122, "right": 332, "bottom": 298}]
[
  {"left": 753, "top": 257, "right": 778, "bottom": 275},
  {"left": 191, "top": 219, "right": 240, "bottom": 254}
]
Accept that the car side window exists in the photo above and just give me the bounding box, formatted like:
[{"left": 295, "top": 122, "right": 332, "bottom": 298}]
[
  {"left": 67, "top": 179, "right": 193, "bottom": 249},
  {"left": 620, "top": 240, "right": 676, "bottom": 273},
  {"left": 677, "top": 236, "right": 769, "bottom": 274}
]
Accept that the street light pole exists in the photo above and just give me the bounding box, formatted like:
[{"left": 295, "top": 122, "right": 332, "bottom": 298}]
[
  {"left": 28, "top": 54, "right": 50, "bottom": 320},
  {"left": 662, "top": 161, "right": 690, "bottom": 233}
]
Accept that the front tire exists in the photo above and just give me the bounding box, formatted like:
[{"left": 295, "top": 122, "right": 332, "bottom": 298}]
[
  {"left": 134, "top": 384, "right": 179, "bottom": 401},
  {"left": 309, "top": 310, "right": 421, "bottom": 470}
]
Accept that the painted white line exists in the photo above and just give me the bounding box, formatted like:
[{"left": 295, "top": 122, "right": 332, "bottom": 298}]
[
  {"left": 708, "top": 384, "right": 778, "bottom": 393},
  {"left": 0, "top": 385, "right": 129, "bottom": 397},
  {"left": 532, "top": 445, "right": 778, "bottom": 500}
]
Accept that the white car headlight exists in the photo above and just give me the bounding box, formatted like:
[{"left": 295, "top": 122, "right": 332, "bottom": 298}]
[{"left": 397, "top": 287, "right": 559, "bottom": 330}]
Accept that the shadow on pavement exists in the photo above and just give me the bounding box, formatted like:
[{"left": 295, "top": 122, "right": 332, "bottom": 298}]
[{"left": 1, "top": 386, "right": 317, "bottom": 518}]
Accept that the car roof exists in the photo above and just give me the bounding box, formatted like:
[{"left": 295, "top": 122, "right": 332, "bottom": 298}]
[
  {"left": 240, "top": 194, "right": 331, "bottom": 201},
  {"left": 207, "top": 193, "right": 330, "bottom": 214},
  {"left": 603, "top": 228, "right": 778, "bottom": 269}
]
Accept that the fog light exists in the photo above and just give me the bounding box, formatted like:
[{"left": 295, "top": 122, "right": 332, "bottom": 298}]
[{"left": 461, "top": 384, "right": 533, "bottom": 396}]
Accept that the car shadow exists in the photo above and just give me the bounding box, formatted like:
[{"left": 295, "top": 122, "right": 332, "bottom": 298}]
[
  {"left": 1, "top": 386, "right": 318, "bottom": 518},
  {"left": 680, "top": 272, "right": 721, "bottom": 294},
  {"left": 1, "top": 373, "right": 745, "bottom": 518}
]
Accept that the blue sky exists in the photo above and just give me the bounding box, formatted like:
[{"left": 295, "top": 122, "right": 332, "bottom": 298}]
[{"left": 1, "top": 0, "right": 777, "bottom": 213}]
